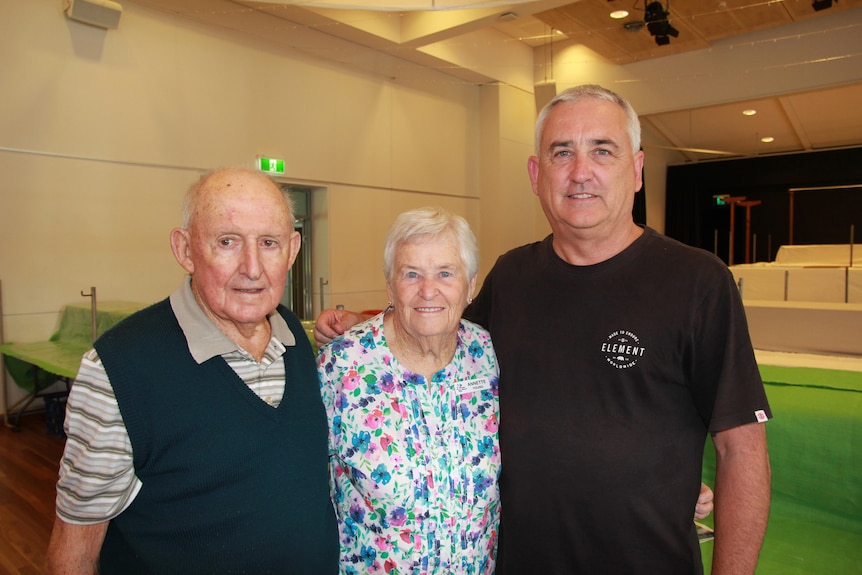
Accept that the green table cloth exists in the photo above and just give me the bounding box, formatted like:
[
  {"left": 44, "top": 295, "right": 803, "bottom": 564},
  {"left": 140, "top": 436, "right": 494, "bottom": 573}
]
[{"left": 1, "top": 301, "right": 147, "bottom": 390}]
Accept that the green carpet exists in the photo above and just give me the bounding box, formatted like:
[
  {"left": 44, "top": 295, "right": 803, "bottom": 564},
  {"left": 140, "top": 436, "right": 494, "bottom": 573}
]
[
  {"left": 700, "top": 513, "right": 862, "bottom": 575},
  {"left": 700, "top": 364, "right": 862, "bottom": 574}
]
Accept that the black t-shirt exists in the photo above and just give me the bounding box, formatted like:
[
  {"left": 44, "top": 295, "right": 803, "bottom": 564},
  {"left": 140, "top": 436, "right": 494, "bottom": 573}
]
[{"left": 465, "top": 227, "right": 771, "bottom": 575}]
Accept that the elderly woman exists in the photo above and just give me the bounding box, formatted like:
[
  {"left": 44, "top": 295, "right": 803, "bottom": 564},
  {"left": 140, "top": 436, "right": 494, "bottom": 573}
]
[{"left": 318, "top": 207, "right": 500, "bottom": 575}]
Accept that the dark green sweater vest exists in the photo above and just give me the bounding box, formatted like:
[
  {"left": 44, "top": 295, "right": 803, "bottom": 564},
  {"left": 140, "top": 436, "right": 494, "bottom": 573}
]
[{"left": 94, "top": 299, "right": 337, "bottom": 574}]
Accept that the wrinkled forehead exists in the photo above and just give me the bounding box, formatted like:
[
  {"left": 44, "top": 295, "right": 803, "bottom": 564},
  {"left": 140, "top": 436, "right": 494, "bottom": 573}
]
[
  {"left": 192, "top": 173, "right": 291, "bottom": 224},
  {"left": 547, "top": 98, "right": 627, "bottom": 132},
  {"left": 395, "top": 232, "right": 463, "bottom": 265}
]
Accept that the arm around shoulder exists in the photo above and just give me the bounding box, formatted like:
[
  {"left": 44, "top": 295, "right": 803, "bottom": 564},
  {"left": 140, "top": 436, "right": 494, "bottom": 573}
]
[
  {"left": 711, "top": 421, "right": 771, "bottom": 575},
  {"left": 314, "top": 308, "right": 369, "bottom": 348},
  {"left": 44, "top": 516, "right": 108, "bottom": 575}
]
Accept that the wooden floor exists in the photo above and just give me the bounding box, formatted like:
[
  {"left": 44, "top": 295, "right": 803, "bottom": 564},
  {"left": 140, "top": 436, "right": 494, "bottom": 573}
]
[{"left": 0, "top": 412, "right": 65, "bottom": 575}]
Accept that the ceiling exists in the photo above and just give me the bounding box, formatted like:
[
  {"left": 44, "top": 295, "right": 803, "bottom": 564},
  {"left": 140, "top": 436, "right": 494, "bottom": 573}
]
[{"left": 127, "top": 0, "right": 862, "bottom": 162}]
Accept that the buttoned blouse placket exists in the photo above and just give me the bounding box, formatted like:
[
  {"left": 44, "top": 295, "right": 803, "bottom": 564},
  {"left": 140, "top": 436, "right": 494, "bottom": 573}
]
[{"left": 398, "top": 336, "right": 470, "bottom": 573}]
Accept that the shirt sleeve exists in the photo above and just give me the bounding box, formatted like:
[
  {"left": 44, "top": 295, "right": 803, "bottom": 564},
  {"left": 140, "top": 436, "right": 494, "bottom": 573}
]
[
  {"left": 55, "top": 349, "right": 142, "bottom": 524},
  {"left": 693, "top": 267, "right": 772, "bottom": 434}
]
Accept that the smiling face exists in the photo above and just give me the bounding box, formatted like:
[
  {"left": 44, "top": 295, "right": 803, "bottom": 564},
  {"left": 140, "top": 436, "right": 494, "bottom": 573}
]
[
  {"left": 386, "top": 232, "right": 475, "bottom": 347},
  {"left": 170, "top": 169, "right": 300, "bottom": 341},
  {"left": 528, "top": 97, "right": 644, "bottom": 248}
]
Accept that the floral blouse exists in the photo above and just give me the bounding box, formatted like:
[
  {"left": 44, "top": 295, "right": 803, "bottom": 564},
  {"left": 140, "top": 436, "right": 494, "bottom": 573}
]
[{"left": 318, "top": 312, "right": 501, "bottom": 575}]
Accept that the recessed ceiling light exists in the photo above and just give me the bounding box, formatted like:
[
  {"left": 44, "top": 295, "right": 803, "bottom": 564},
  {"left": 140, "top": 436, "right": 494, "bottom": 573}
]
[
  {"left": 742, "top": 109, "right": 757, "bottom": 116},
  {"left": 610, "top": 10, "right": 629, "bottom": 18},
  {"left": 761, "top": 136, "right": 775, "bottom": 143}
]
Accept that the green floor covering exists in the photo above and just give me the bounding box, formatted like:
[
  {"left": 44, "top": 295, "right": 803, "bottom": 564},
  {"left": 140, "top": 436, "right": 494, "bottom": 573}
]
[
  {"left": 700, "top": 502, "right": 862, "bottom": 574},
  {"left": 700, "top": 364, "right": 862, "bottom": 574}
]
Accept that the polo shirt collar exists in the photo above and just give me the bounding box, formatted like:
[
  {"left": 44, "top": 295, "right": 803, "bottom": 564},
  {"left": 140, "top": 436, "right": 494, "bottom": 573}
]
[{"left": 169, "top": 276, "right": 296, "bottom": 364}]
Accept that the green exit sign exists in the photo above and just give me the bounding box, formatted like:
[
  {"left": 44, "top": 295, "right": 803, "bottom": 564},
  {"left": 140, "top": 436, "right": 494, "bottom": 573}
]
[
  {"left": 257, "top": 157, "right": 285, "bottom": 174},
  {"left": 713, "top": 194, "right": 729, "bottom": 206}
]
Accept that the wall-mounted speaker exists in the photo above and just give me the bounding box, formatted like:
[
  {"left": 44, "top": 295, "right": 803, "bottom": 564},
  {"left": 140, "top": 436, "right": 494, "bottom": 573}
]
[
  {"left": 64, "top": 0, "right": 122, "bottom": 30},
  {"left": 534, "top": 81, "right": 557, "bottom": 114}
]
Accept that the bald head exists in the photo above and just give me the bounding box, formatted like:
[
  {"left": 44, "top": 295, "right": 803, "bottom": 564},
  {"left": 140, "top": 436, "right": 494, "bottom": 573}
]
[
  {"left": 170, "top": 167, "right": 301, "bottom": 344},
  {"left": 182, "top": 168, "right": 295, "bottom": 231}
]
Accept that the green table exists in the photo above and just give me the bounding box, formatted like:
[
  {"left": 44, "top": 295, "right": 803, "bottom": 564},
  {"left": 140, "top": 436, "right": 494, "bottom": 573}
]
[
  {"left": 1, "top": 301, "right": 147, "bottom": 430},
  {"left": 700, "top": 364, "right": 862, "bottom": 574}
]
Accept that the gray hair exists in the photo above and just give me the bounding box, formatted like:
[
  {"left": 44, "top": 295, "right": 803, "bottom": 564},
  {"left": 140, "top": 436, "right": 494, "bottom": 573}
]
[
  {"left": 383, "top": 207, "right": 479, "bottom": 282},
  {"left": 181, "top": 167, "right": 295, "bottom": 229},
  {"left": 535, "top": 84, "right": 641, "bottom": 156}
]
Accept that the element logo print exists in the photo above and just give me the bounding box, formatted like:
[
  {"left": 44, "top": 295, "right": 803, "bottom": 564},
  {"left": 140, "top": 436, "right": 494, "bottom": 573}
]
[{"left": 602, "top": 330, "right": 646, "bottom": 369}]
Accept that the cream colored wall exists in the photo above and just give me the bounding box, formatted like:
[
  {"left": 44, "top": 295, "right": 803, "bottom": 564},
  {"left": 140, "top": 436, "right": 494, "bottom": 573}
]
[
  {"left": 0, "top": 0, "right": 485, "bottom": 325},
  {"left": 640, "top": 123, "right": 678, "bottom": 233},
  {"left": 0, "top": 0, "right": 514, "bottom": 410},
  {"left": 320, "top": 184, "right": 484, "bottom": 313},
  {"left": 310, "top": 84, "right": 484, "bottom": 313},
  {"left": 0, "top": 157, "right": 190, "bottom": 341},
  {"left": 477, "top": 84, "right": 550, "bottom": 284}
]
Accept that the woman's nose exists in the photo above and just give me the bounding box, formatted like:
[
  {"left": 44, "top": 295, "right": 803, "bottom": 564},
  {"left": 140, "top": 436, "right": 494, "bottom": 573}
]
[{"left": 418, "top": 277, "right": 438, "bottom": 298}]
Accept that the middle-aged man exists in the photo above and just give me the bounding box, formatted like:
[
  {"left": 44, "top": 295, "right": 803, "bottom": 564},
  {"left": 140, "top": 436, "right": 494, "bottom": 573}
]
[
  {"left": 316, "top": 85, "right": 772, "bottom": 574},
  {"left": 45, "top": 167, "right": 338, "bottom": 574}
]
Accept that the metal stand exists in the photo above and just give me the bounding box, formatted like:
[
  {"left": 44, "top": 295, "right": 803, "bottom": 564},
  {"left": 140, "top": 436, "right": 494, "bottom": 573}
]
[
  {"left": 723, "top": 196, "right": 747, "bottom": 265},
  {"left": 81, "top": 286, "right": 97, "bottom": 342},
  {"left": 738, "top": 200, "right": 762, "bottom": 264}
]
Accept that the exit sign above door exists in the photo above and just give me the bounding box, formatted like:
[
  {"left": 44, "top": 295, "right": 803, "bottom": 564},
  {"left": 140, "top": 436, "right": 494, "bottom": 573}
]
[{"left": 257, "top": 157, "right": 285, "bottom": 174}]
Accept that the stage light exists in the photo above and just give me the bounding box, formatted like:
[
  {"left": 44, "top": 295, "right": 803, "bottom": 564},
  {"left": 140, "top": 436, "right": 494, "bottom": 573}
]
[
  {"left": 643, "top": 1, "right": 679, "bottom": 46},
  {"left": 644, "top": 1, "right": 666, "bottom": 23}
]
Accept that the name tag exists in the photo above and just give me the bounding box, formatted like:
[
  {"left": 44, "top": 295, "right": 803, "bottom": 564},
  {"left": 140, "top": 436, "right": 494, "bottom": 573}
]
[{"left": 453, "top": 377, "right": 491, "bottom": 395}]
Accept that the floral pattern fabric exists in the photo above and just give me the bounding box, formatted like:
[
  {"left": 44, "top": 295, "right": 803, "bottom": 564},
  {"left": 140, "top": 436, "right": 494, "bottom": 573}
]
[{"left": 318, "top": 312, "right": 501, "bottom": 575}]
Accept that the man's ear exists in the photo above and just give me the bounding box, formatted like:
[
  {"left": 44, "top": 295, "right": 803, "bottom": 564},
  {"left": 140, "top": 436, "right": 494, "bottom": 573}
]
[
  {"left": 633, "top": 149, "right": 645, "bottom": 192},
  {"left": 170, "top": 228, "right": 195, "bottom": 274},
  {"left": 527, "top": 155, "right": 541, "bottom": 196},
  {"left": 286, "top": 230, "right": 301, "bottom": 269}
]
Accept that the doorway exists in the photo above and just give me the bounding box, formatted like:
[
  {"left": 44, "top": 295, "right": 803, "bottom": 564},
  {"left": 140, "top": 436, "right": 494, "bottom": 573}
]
[{"left": 281, "top": 186, "right": 313, "bottom": 320}]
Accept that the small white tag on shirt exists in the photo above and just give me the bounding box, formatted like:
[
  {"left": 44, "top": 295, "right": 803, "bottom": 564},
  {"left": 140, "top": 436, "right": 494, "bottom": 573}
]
[
  {"left": 453, "top": 377, "right": 491, "bottom": 395},
  {"left": 754, "top": 409, "right": 769, "bottom": 423}
]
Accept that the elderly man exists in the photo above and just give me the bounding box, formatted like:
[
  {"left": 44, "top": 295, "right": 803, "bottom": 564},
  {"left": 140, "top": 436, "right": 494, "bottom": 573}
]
[
  {"left": 45, "top": 168, "right": 338, "bottom": 574},
  {"left": 316, "top": 85, "right": 771, "bottom": 574}
]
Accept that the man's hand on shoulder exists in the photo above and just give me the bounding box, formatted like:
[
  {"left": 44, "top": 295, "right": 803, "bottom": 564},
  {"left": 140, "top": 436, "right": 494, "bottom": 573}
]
[{"left": 314, "top": 309, "right": 366, "bottom": 348}]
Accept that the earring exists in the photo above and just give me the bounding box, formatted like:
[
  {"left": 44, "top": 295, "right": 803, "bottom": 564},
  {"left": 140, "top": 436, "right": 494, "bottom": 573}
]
[{"left": 468, "top": 298, "right": 473, "bottom": 304}]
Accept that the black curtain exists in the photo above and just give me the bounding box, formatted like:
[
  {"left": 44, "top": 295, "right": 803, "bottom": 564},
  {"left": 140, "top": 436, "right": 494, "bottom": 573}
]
[
  {"left": 633, "top": 154, "right": 647, "bottom": 225},
  {"left": 665, "top": 147, "right": 862, "bottom": 263}
]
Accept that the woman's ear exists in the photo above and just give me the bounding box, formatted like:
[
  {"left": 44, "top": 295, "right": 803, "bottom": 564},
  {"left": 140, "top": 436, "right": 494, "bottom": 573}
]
[{"left": 385, "top": 280, "right": 394, "bottom": 308}]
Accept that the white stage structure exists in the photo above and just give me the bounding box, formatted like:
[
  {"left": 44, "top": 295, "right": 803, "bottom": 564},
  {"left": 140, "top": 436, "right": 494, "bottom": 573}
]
[{"left": 731, "top": 238, "right": 861, "bottom": 357}]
